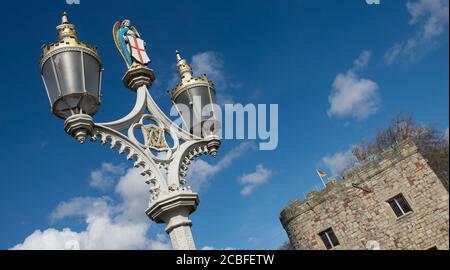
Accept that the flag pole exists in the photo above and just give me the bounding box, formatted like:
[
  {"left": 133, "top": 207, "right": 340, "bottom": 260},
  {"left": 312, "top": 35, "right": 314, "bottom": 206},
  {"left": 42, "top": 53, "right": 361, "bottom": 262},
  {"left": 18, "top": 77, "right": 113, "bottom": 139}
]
[
  {"left": 319, "top": 175, "right": 326, "bottom": 188},
  {"left": 316, "top": 169, "right": 327, "bottom": 188}
]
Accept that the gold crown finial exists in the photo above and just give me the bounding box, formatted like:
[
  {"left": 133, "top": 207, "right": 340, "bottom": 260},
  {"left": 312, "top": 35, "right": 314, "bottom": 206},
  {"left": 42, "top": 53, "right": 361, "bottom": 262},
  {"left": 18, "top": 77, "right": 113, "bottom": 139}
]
[
  {"left": 176, "top": 50, "right": 193, "bottom": 79},
  {"left": 57, "top": 12, "right": 77, "bottom": 41},
  {"left": 41, "top": 13, "right": 99, "bottom": 65},
  {"left": 170, "top": 50, "right": 214, "bottom": 101}
]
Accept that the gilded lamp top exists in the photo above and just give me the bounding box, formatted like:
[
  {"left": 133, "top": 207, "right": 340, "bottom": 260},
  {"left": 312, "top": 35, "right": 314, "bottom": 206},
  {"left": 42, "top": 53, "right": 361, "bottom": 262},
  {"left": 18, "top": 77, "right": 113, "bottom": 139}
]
[
  {"left": 170, "top": 50, "right": 214, "bottom": 100},
  {"left": 40, "top": 12, "right": 99, "bottom": 66}
]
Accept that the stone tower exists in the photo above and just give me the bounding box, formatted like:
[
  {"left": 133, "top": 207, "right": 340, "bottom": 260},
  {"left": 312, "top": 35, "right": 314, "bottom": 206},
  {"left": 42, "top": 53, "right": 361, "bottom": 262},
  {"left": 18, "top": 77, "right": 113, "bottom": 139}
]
[{"left": 280, "top": 140, "right": 449, "bottom": 250}]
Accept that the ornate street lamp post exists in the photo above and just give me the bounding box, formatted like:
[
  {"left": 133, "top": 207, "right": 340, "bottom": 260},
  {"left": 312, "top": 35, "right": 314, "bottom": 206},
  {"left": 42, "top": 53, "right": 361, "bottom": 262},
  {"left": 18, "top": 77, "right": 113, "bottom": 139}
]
[{"left": 40, "top": 12, "right": 221, "bottom": 250}]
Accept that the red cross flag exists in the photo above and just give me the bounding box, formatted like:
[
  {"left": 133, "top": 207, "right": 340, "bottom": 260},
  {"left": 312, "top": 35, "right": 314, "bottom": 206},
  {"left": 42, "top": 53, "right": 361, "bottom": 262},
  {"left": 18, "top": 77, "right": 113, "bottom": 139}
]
[{"left": 129, "top": 36, "right": 151, "bottom": 65}]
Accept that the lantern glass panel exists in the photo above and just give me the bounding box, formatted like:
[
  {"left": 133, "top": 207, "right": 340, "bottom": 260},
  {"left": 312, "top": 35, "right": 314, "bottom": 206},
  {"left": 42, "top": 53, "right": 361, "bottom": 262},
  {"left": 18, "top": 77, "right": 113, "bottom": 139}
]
[
  {"left": 83, "top": 53, "right": 101, "bottom": 96},
  {"left": 53, "top": 51, "right": 84, "bottom": 98},
  {"left": 174, "top": 92, "right": 192, "bottom": 129},
  {"left": 173, "top": 84, "right": 217, "bottom": 137},
  {"left": 42, "top": 59, "right": 60, "bottom": 103},
  {"left": 189, "top": 85, "right": 211, "bottom": 117}
]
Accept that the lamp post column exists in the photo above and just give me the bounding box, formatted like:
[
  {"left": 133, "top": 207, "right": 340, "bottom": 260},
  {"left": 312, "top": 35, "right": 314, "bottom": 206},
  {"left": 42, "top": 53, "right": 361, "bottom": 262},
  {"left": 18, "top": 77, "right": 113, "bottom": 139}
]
[{"left": 146, "top": 190, "right": 199, "bottom": 250}]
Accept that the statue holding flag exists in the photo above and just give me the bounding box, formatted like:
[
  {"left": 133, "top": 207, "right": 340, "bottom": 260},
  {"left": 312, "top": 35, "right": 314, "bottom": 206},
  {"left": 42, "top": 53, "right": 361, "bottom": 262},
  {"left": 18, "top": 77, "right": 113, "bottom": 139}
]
[{"left": 113, "top": 19, "right": 151, "bottom": 68}]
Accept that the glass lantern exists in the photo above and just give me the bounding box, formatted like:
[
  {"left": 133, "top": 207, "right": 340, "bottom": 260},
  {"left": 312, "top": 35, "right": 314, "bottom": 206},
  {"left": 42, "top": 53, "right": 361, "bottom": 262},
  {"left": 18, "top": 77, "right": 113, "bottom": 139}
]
[
  {"left": 40, "top": 12, "right": 102, "bottom": 120},
  {"left": 170, "top": 51, "right": 220, "bottom": 138}
]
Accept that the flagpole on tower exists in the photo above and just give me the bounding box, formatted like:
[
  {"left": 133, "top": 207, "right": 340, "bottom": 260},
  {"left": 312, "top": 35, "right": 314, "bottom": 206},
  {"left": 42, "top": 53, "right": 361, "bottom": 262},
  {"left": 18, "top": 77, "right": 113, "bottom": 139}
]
[
  {"left": 316, "top": 169, "right": 327, "bottom": 188},
  {"left": 319, "top": 175, "right": 326, "bottom": 188}
]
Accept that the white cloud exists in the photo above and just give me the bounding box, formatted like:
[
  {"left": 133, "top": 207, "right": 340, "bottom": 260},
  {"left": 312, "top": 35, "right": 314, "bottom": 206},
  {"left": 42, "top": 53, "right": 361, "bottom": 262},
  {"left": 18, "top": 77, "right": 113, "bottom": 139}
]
[
  {"left": 407, "top": 0, "right": 449, "bottom": 39},
  {"left": 216, "top": 92, "right": 236, "bottom": 106},
  {"left": 352, "top": 50, "right": 372, "bottom": 71},
  {"left": 327, "top": 51, "right": 381, "bottom": 120},
  {"left": 385, "top": 43, "right": 403, "bottom": 65},
  {"left": 192, "top": 51, "right": 238, "bottom": 105},
  {"left": 385, "top": 0, "right": 449, "bottom": 65},
  {"left": 320, "top": 148, "right": 357, "bottom": 177},
  {"left": 191, "top": 52, "right": 225, "bottom": 85},
  {"left": 12, "top": 167, "right": 171, "bottom": 250},
  {"left": 11, "top": 228, "right": 81, "bottom": 250},
  {"left": 50, "top": 197, "right": 112, "bottom": 222},
  {"left": 11, "top": 216, "right": 170, "bottom": 250},
  {"left": 89, "top": 163, "right": 126, "bottom": 191},
  {"left": 115, "top": 168, "right": 152, "bottom": 224},
  {"left": 187, "top": 141, "right": 255, "bottom": 191},
  {"left": 239, "top": 164, "right": 272, "bottom": 196},
  {"left": 444, "top": 127, "right": 449, "bottom": 142}
]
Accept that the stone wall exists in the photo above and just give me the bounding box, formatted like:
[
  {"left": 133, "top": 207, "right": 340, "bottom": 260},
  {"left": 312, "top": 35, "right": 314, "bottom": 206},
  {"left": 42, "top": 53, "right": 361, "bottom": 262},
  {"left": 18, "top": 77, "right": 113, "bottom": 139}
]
[{"left": 280, "top": 140, "right": 449, "bottom": 250}]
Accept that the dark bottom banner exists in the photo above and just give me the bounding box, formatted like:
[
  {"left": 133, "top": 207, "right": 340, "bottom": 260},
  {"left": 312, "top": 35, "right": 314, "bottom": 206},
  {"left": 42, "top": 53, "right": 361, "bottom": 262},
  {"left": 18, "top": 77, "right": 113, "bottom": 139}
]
[{"left": 0, "top": 250, "right": 447, "bottom": 268}]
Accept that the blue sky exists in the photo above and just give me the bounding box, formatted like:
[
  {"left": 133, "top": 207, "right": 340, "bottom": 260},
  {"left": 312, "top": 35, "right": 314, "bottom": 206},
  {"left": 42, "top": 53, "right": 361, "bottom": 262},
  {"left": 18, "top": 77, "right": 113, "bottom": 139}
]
[{"left": 0, "top": 0, "right": 448, "bottom": 249}]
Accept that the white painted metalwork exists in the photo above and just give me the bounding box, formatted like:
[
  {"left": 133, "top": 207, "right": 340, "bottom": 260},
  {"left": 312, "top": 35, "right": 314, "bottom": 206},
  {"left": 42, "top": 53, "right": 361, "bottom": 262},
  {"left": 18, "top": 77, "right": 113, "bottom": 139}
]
[{"left": 41, "top": 13, "right": 221, "bottom": 250}]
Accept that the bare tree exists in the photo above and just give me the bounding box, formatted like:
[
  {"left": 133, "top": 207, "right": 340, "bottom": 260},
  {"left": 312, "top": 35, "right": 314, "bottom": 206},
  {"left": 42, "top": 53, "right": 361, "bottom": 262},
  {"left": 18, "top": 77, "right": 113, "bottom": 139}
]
[{"left": 352, "top": 114, "right": 449, "bottom": 189}]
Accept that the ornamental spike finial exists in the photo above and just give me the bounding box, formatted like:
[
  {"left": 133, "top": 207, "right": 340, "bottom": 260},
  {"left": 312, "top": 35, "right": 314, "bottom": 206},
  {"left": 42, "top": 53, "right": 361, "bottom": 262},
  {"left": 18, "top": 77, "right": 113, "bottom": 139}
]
[
  {"left": 57, "top": 12, "right": 77, "bottom": 41},
  {"left": 176, "top": 50, "right": 193, "bottom": 80},
  {"left": 175, "top": 50, "right": 182, "bottom": 62},
  {"left": 61, "top": 11, "right": 69, "bottom": 24}
]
